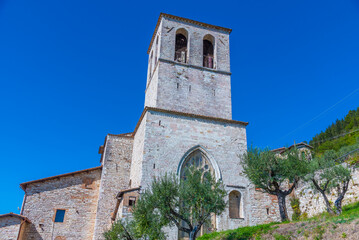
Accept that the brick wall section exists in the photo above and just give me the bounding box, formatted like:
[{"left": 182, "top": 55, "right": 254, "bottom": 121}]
[
  {"left": 0, "top": 217, "right": 22, "bottom": 240},
  {"left": 145, "top": 16, "right": 232, "bottom": 120},
  {"left": 93, "top": 135, "right": 133, "bottom": 240},
  {"left": 249, "top": 188, "right": 282, "bottom": 224},
  {"left": 21, "top": 169, "right": 101, "bottom": 240}
]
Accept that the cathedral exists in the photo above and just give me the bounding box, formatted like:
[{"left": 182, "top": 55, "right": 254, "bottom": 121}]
[{"left": 4, "top": 13, "right": 354, "bottom": 240}]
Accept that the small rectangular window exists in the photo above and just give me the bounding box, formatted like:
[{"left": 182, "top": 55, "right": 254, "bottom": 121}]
[
  {"left": 54, "top": 209, "right": 66, "bottom": 222},
  {"left": 129, "top": 196, "right": 136, "bottom": 207}
]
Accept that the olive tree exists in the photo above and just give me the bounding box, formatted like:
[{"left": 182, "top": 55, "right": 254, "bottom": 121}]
[
  {"left": 104, "top": 168, "right": 227, "bottom": 240},
  {"left": 307, "top": 147, "right": 356, "bottom": 215},
  {"left": 241, "top": 147, "right": 308, "bottom": 222}
]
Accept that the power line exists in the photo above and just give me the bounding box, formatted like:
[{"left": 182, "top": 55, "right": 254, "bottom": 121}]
[
  {"left": 274, "top": 87, "right": 359, "bottom": 145},
  {"left": 334, "top": 148, "right": 359, "bottom": 163}
]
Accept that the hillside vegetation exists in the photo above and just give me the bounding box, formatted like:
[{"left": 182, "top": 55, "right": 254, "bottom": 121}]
[
  {"left": 309, "top": 107, "right": 359, "bottom": 154},
  {"left": 198, "top": 201, "right": 359, "bottom": 240}
]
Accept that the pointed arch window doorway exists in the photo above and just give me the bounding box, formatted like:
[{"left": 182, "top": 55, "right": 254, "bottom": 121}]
[
  {"left": 180, "top": 150, "right": 213, "bottom": 180},
  {"left": 178, "top": 149, "right": 216, "bottom": 239}
]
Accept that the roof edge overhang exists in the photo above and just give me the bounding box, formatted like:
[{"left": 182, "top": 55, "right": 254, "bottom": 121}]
[
  {"left": 271, "top": 142, "right": 313, "bottom": 154},
  {"left": 20, "top": 166, "right": 103, "bottom": 191},
  {"left": 132, "top": 107, "right": 249, "bottom": 137},
  {"left": 116, "top": 187, "right": 141, "bottom": 199},
  {"left": 0, "top": 213, "right": 30, "bottom": 223}
]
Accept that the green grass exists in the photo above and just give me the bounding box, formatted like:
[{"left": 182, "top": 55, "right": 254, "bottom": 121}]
[
  {"left": 198, "top": 201, "right": 359, "bottom": 240},
  {"left": 198, "top": 222, "right": 279, "bottom": 240}
]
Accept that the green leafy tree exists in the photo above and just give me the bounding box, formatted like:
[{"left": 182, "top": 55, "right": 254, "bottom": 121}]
[
  {"left": 104, "top": 168, "right": 227, "bottom": 240},
  {"left": 241, "top": 147, "right": 308, "bottom": 222},
  {"left": 104, "top": 220, "right": 139, "bottom": 240},
  {"left": 307, "top": 147, "right": 355, "bottom": 215}
]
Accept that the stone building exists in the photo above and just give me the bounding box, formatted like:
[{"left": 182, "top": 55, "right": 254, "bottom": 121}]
[{"left": 1, "top": 13, "right": 359, "bottom": 240}]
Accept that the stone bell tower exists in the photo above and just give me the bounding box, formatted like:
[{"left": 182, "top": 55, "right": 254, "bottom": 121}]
[
  {"left": 127, "top": 14, "right": 249, "bottom": 240},
  {"left": 144, "top": 13, "right": 233, "bottom": 120}
]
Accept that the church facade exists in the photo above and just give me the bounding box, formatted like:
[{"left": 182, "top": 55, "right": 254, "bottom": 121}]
[{"left": 3, "top": 13, "right": 359, "bottom": 240}]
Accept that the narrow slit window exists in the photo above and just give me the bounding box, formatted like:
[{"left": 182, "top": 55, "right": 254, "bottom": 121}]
[
  {"left": 149, "top": 51, "right": 153, "bottom": 78},
  {"left": 154, "top": 36, "right": 159, "bottom": 65},
  {"left": 54, "top": 209, "right": 66, "bottom": 223}
]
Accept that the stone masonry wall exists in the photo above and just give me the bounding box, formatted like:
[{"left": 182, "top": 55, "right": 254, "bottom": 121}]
[
  {"left": 156, "top": 61, "right": 232, "bottom": 119},
  {"left": 294, "top": 168, "right": 359, "bottom": 218},
  {"left": 147, "top": 20, "right": 162, "bottom": 86},
  {"left": 21, "top": 169, "right": 101, "bottom": 240},
  {"left": 248, "top": 168, "right": 359, "bottom": 225},
  {"left": 93, "top": 135, "right": 133, "bottom": 240},
  {"left": 144, "top": 63, "right": 159, "bottom": 109},
  {"left": 130, "top": 114, "right": 147, "bottom": 189},
  {"left": 250, "top": 188, "right": 283, "bottom": 225},
  {"left": 0, "top": 217, "right": 22, "bottom": 240}
]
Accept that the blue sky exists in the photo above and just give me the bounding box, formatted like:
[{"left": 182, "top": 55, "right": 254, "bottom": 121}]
[{"left": 0, "top": 0, "right": 359, "bottom": 214}]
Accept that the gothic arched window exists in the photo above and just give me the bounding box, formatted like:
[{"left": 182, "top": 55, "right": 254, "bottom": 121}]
[
  {"left": 175, "top": 28, "right": 188, "bottom": 63},
  {"left": 229, "top": 190, "right": 242, "bottom": 219},
  {"left": 180, "top": 150, "right": 213, "bottom": 180},
  {"left": 203, "top": 34, "right": 214, "bottom": 68}
]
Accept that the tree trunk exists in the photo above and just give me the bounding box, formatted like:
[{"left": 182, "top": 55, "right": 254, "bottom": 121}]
[
  {"left": 335, "top": 195, "right": 344, "bottom": 215},
  {"left": 189, "top": 226, "right": 198, "bottom": 240},
  {"left": 320, "top": 191, "right": 335, "bottom": 215},
  {"left": 335, "top": 180, "right": 350, "bottom": 215},
  {"left": 311, "top": 179, "right": 335, "bottom": 215},
  {"left": 277, "top": 193, "right": 289, "bottom": 222}
]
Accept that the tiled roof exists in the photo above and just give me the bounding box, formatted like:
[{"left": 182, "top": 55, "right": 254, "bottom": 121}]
[{"left": 272, "top": 142, "right": 313, "bottom": 154}]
